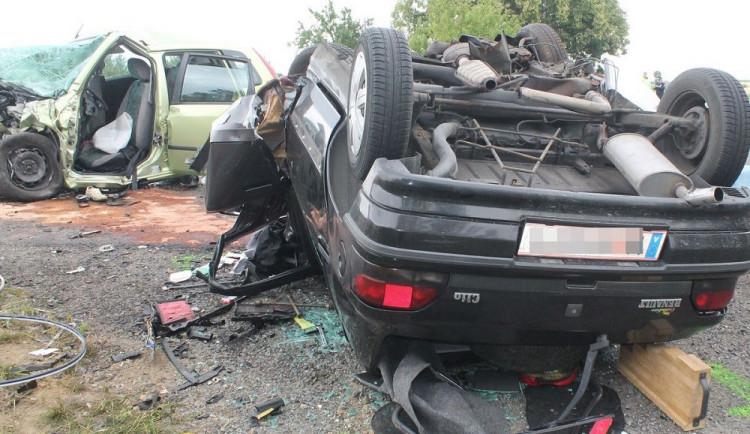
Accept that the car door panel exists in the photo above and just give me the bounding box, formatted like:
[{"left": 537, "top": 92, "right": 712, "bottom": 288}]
[{"left": 166, "top": 52, "right": 254, "bottom": 174}]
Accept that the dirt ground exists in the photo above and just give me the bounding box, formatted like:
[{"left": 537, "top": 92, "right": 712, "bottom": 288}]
[{"left": 1, "top": 185, "right": 749, "bottom": 433}]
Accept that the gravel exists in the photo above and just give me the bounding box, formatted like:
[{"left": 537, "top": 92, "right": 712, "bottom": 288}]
[{"left": 1, "top": 187, "right": 748, "bottom": 433}]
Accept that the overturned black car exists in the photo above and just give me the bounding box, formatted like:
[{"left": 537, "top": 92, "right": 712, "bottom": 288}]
[{"left": 198, "top": 24, "right": 750, "bottom": 374}]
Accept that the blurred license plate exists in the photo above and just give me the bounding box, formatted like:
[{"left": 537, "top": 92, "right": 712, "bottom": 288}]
[{"left": 518, "top": 223, "right": 667, "bottom": 261}]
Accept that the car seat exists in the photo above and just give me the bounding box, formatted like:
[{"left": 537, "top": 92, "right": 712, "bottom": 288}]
[
  {"left": 77, "top": 58, "right": 154, "bottom": 173},
  {"left": 81, "top": 63, "right": 108, "bottom": 140}
]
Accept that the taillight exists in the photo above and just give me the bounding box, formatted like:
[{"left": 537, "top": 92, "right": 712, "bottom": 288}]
[
  {"left": 354, "top": 274, "right": 438, "bottom": 310},
  {"left": 690, "top": 278, "right": 737, "bottom": 312}
]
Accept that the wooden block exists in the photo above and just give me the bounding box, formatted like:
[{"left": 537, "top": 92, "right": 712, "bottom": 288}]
[{"left": 618, "top": 344, "right": 711, "bottom": 431}]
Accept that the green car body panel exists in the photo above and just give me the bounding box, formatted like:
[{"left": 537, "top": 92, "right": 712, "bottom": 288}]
[{"left": 0, "top": 32, "right": 274, "bottom": 200}]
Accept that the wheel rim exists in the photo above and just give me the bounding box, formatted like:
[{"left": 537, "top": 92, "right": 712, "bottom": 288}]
[
  {"left": 348, "top": 52, "right": 367, "bottom": 158},
  {"left": 677, "top": 106, "right": 709, "bottom": 160},
  {"left": 7, "top": 146, "right": 53, "bottom": 189},
  {"left": 659, "top": 92, "right": 710, "bottom": 174}
]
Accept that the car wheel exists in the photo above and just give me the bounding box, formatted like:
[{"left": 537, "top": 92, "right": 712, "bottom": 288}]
[
  {"left": 348, "top": 27, "right": 413, "bottom": 181},
  {"left": 656, "top": 68, "right": 750, "bottom": 186},
  {"left": 287, "top": 43, "right": 355, "bottom": 76},
  {"left": 0, "top": 133, "right": 63, "bottom": 202},
  {"left": 516, "top": 23, "right": 568, "bottom": 63},
  {"left": 471, "top": 344, "right": 588, "bottom": 373}
]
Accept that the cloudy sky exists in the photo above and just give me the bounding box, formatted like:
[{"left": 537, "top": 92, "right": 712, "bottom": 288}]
[{"left": 1, "top": 0, "right": 748, "bottom": 85}]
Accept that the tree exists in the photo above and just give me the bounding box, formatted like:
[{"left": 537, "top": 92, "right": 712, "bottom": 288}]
[
  {"left": 503, "top": 0, "right": 628, "bottom": 57},
  {"left": 292, "top": 0, "right": 374, "bottom": 50},
  {"left": 391, "top": 0, "right": 628, "bottom": 58},
  {"left": 392, "top": 0, "right": 522, "bottom": 53}
]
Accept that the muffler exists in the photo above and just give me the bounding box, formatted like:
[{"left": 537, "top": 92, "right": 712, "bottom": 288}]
[{"left": 602, "top": 133, "right": 722, "bottom": 206}]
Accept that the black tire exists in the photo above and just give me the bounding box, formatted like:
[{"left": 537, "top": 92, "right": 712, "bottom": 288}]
[
  {"left": 347, "top": 28, "right": 413, "bottom": 180},
  {"left": 656, "top": 68, "right": 750, "bottom": 186},
  {"left": 516, "top": 23, "right": 568, "bottom": 63},
  {"left": 287, "top": 43, "right": 355, "bottom": 76},
  {"left": 0, "top": 133, "right": 63, "bottom": 202},
  {"left": 471, "top": 344, "right": 587, "bottom": 373}
]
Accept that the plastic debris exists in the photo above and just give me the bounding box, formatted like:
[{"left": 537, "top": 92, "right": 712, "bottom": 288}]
[
  {"left": 98, "top": 244, "right": 115, "bottom": 252},
  {"left": 206, "top": 393, "right": 224, "bottom": 404},
  {"left": 75, "top": 194, "right": 90, "bottom": 207},
  {"left": 252, "top": 397, "right": 285, "bottom": 421},
  {"left": 194, "top": 264, "right": 210, "bottom": 275},
  {"left": 188, "top": 328, "right": 213, "bottom": 341},
  {"left": 29, "top": 348, "right": 59, "bottom": 357},
  {"left": 66, "top": 266, "right": 85, "bottom": 274},
  {"left": 168, "top": 270, "right": 193, "bottom": 283},
  {"left": 156, "top": 301, "right": 196, "bottom": 325},
  {"left": 221, "top": 296, "right": 238, "bottom": 305},
  {"left": 293, "top": 316, "right": 316, "bottom": 331},
  {"left": 234, "top": 302, "right": 294, "bottom": 324},
  {"left": 112, "top": 351, "right": 142, "bottom": 363},
  {"left": 137, "top": 391, "right": 162, "bottom": 411}
]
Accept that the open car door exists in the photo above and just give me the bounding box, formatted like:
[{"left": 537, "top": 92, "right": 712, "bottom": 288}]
[
  {"left": 198, "top": 94, "right": 317, "bottom": 295},
  {"left": 166, "top": 52, "right": 261, "bottom": 175}
]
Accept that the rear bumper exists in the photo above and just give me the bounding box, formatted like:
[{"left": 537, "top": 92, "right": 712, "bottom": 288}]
[{"left": 331, "top": 159, "right": 750, "bottom": 370}]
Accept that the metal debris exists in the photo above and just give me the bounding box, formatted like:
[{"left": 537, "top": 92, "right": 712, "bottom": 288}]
[{"left": 70, "top": 230, "right": 101, "bottom": 239}]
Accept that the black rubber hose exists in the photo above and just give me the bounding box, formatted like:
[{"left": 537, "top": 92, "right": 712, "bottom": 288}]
[
  {"left": 425, "top": 123, "right": 459, "bottom": 178},
  {"left": 0, "top": 314, "right": 87, "bottom": 387}
]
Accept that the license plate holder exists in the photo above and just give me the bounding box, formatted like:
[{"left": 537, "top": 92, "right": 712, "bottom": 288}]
[{"left": 517, "top": 223, "right": 667, "bottom": 261}]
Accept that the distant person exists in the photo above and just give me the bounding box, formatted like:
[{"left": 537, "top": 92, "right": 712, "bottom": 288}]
[
  {"left": 653, "top": 70, "right": 666, "bottom": 99},
  {"left": 642, "top": 72, "right": 650, "bottom": 87}
]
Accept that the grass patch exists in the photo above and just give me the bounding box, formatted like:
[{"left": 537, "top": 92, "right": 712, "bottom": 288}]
[
  {"left": 170, "top": 255, "right": 200, "bottom": 271},
  {"left": 0, "top": 363, "right": 27, "bottom": 382},
  {"left": 709, "top": 363, "right": 750, "bottom": 417},
  {"left": 0, "top": 328, "right": 26, "bottom": 344},
  {"left": 0, "top": 287, "right": 36, "bottom": 316},
  {"left": 43, "top": 396, "right": 178, "bottom": 433},
  {"left": 43, "top": 400, "right": 79, "bottom": 426}
]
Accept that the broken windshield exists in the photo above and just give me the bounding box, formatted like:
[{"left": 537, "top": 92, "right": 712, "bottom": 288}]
[{"left": 0, "top": 36, "right": 106, "bottom": 98}]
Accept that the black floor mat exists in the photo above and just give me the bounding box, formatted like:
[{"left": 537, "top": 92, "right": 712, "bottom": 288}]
[
  {"left": 524, "top": 383, "right": 625, "bottom": 433},
  {"left": 376, "top": 341, "right": 510, "bottom": 434},
  {"left": 371, "top": 402, "right": 419, "bottom": 434}
]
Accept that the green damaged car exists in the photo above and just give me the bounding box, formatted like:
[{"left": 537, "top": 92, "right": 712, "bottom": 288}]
[{"left": 0, "top": 32, "right": 274, "bottom": 201}]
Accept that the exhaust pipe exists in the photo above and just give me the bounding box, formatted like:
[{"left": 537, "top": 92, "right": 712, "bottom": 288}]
[
  {"left": 602, "top": 133, "right": 722, "bottom": 206},
  {"left": 518, "top": 87, "right": 611, "bottom": 115},
  {"left": 675, "top": 185, "right": 724, "bottom": 206}
]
